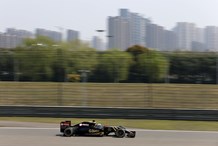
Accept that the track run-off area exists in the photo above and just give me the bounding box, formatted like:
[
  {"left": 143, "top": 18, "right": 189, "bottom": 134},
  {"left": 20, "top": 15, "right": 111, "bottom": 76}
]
[{"left": 0, "top": 122, "right": 218, "bottom": 146}]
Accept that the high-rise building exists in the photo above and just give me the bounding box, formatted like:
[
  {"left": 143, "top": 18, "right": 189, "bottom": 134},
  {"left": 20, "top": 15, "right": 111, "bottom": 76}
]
[
  {"left": 192, "top": 27, "right": 206, "bottom": 52},
  {"left": 0, "top": 28, "right": 33, "bottom": 49},
  {"left": 67, "top": 29, "right": 79, "bottom": 42},
  {"left": 6, "top": 28, "right": 33, "bottom": 38},
  {"left": 146, "top": 23, "right": 177, "bottom": 51},
  {"left": 0, "top": 34, "right": 22, "bottom": 49},
  {"left": 173, "top": 22, "right": 196, "bottom": 51},
  {"left": 194, "top": 27, "right": 205, "bottom": 44},
  {"left": 120, "top": 9, "right": 146, "bottom": 47},
  {"left": 146, "top": 23, "right": 165, "bottom": 50},
  {"left": 92, "top": 36, "right": 104, "bottom": 50},
  {"left": 108, "top": 9, "right": 147, "bottom": 50},
  {"left": 35, "top": 28, "right": 62, "bottom": 42},
  {"left": 205, "top": 26, "right": 218, "bottom": 51},
  {"left": 108, "top": 16, "right": 130, "bottom": 50},
  {"left": 164, "top": 30, "right": 177, "bottom": 51}
]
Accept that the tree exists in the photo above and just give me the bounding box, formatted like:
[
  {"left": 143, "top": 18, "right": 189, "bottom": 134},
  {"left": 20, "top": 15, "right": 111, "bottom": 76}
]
[
  {"left": 126, "top": 45, "right": 150, "bottom": 61},
  {"left": 91, "top": 50, "right": 132, "bottom": 82},
  {"left": 0, "top": 50, "right": 14, "bottom": 81},
  {"left": 51, "top": 47, "right": 69, "bottom": 82},
  {"left": 126, "top": 45, "right": 150, "bottom": 82},
  {"left": 14, "top": 36, "right": 55, "bottom": 81},
  {"left": 168, "top": 52, "right": 216, "bottom": 84},
  {"left": 13, "top": 38, "right": 98, "bottom": 82},
  {"left": 126, "top": 45, "right": 169, "bottom": 83},
  {"left": 23, "top": 35, "right": 56, "bottom": 47},
  {"left": 138, "top": 51, "right": 169, "bottom": 82},
  {"left": 60, "top": 40, "right": 98, "bottom": 82}
]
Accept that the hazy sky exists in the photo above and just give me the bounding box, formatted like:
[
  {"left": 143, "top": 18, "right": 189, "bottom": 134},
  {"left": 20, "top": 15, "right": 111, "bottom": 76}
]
[{"left": 1, "top": 0, "right": 218, "bottom": 41}]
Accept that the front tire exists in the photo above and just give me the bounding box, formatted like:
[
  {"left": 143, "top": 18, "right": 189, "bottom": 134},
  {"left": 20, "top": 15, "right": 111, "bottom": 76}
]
[
  {"left": 127, "top": 131, "right": 136, "bottom": 138},
  {"left": 115, "top": 129, "right": 125, "bottom": 138}
]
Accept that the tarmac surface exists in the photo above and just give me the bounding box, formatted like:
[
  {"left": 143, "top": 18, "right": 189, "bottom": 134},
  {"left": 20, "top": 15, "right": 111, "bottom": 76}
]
[{"left": 1, "top": 121, "right": 218, "bottom": 146}]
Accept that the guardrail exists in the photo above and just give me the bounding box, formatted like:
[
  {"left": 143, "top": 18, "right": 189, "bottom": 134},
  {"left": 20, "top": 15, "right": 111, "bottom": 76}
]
[{"left": 0, "top": 106, "right": 218, "bottom": 121}]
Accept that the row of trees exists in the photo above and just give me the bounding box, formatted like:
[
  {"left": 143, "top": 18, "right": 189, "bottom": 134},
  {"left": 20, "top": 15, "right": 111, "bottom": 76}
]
[
  {"left": 0, "top": 36, "right": 168, "bottom": 83},
  {"left": 0, "top": 36, "right": 217, "bottom": 84},
  {"left": 168, "top": 52, "right": 217, "bottom": 84}
]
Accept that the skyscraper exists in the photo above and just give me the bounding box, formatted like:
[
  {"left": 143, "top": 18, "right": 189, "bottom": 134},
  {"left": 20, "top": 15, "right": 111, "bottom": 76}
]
[
  {"left": 173, "top": 22, "right": 196, "bottom": 51},
  {"left": 108, "top": 9, "right": 147, "bottom": 50},
  {"left": 205, "top": 26, "right": 218, "bottom": 51},
  {"left": 146, "top": 23, "right": 165, "bottom": 50},
  {"left": 120, "top": 9, "right": 146, "bottom": 47},
  {"left": 163, "top": 30, "right": 177, "bottom": 51},
  {"left": 0, "top": 34, "right": 22, "bottom": 49},
  {"left": 6, "top": 28, "right": 33, "bottom": 38},
  {"left": 92, "top": 36, "right": 104, "bottom": 50},
  {"left": 108, "top": 16, "right": 130, "bottom": 50},
  {"left": 192, "top": 27, "right": 205, "bottom": 52},
  {"left": 67, "top": 29, "right": 79, "bottom": 42},
  {"left": 0, "top": 28, "right": 33, "bottom": 49},
  {"left": 35, "top": 28, "right": 62, "bottom": 42}
]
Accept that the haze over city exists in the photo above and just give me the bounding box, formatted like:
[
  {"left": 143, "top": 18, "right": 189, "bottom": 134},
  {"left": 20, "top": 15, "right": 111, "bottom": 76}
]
[
  {"left": 1, "top": 2, "right": 218, "bottom": 145},
  {"left": 1, "top": 0, "right": 218, "bottom": 41}
]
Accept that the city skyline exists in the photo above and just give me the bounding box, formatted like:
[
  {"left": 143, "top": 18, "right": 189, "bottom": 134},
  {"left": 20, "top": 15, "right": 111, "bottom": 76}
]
[
  {"left": 1, "top": 21, "right": 217, "bottom": 52},
  {"left": 1, "top": 0, "right": 218, "bottom": 41}
]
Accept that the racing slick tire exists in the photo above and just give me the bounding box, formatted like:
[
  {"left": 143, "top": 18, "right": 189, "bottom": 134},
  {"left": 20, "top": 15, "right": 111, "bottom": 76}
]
[
  {"left": 127, "top": 131, "right": 136, "bottom": 138},
  {"left": 64, "top": 127, "right": 74, "bottom": 137},
  {"left": 115, "top": 129, "right": 125, "bottom": 138}
]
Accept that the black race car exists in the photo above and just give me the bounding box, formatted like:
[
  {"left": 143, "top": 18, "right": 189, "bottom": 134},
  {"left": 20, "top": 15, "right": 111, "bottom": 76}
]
[{"left": 60, "top": 120, "right": 136, "bottom": 138}]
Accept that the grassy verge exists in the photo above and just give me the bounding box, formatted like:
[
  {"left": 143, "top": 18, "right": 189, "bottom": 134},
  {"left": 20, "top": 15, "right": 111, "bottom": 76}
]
[{"left": 0, "top": 117, "right": 218, "bottom": 131}]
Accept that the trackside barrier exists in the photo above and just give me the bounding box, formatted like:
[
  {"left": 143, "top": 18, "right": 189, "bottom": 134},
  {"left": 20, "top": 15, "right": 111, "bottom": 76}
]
[{"left": 0, "top": 106, "right": 218, "bottom": 121}]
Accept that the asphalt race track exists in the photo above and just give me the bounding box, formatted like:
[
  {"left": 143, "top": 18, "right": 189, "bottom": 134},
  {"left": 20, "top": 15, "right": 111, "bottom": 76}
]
[{"left": 0, "top": 122, "right": 218, "bottom": 146}]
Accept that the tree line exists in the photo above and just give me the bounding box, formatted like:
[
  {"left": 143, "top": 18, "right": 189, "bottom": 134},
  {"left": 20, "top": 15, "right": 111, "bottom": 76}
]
[{"left": 0, "top": 36, "right": 217, "bottom": 84}]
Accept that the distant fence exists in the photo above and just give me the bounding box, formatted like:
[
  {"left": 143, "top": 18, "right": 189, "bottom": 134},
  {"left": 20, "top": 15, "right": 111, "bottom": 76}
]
[
  {"left": 0, "top": 82, "right": 218, "bottom": 109},
  {"left": 0, "top": 105, "right": 218, "bottom": 121}
]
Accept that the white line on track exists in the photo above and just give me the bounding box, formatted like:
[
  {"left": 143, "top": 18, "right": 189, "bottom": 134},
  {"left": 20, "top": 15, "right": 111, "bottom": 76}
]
[
  {"left": 1, "top": 127, "right": 218, "bottom": 134},
  {"left": 134, "top": 129, "right": 218, "bottom": 134},
  {"left": 0, "top": 127, "right": 59, "bottom": 130}
]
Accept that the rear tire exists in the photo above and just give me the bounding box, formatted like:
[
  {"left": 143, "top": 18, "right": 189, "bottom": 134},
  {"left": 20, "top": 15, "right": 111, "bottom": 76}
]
[
  {"left": 115, "top": 129, "right": 125, "bottom": 138},
  {"left": 64, "top": 127, "right": 73, "bottom": 137}
]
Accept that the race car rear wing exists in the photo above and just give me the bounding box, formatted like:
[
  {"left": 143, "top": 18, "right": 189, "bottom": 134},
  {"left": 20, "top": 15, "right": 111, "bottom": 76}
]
[{"left": 60, "top": 121, "right": 71, "bottom": 132}]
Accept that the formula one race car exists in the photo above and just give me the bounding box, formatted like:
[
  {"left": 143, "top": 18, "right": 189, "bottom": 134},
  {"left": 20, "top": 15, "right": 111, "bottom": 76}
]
[{"left": 60, "top": 120, "right": 136, "bottom": 138}]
